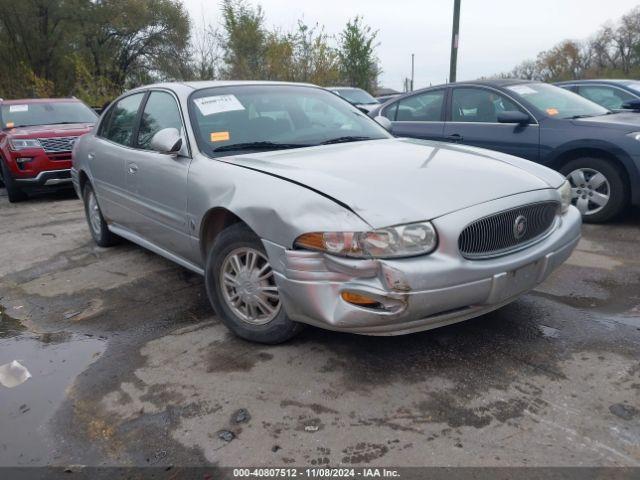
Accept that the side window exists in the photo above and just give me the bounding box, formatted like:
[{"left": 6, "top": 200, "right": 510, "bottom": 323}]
[
  {"left": 451, "top": 88, "right": 523, "bottom": 123},
  {"left": 382, "top": 102, "right": 398, "bottom": 121},
  {"left": 578, "top": 85, "right": 636, "bottom": 110},
  {"left": 137, "top": 91, "right": 184, "bottom": 150},
  {"left": 394, "top": 90, "right": 445, "bottom": 121},
  {"left": 101, "top": 93, "right": 145, "bottom": 146}
]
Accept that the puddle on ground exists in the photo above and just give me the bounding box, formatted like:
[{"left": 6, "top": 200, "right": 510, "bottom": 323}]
[{"left": 0, "top": 307, "right": 106, "bottom": 466}]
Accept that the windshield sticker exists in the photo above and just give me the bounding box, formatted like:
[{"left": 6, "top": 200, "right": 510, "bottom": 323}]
[
  {"left": 508, "top": 85, "right": 537, "bottom": 96},
  {"left": 546, "top": 108, "right": 559, "bottom": 116},
  {"left": 195, "top": 95, "right": 245, "bottom": 116},
  {"left": 211, "top": 131, "right": 230, "bottom": 142},
  {"left": 9, "top": 104, "right": 28, "bottom": 113}
]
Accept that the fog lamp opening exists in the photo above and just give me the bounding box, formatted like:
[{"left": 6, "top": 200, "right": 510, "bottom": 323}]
[{"left": 341, "top": 291, "right": 381, "bottom": 308}]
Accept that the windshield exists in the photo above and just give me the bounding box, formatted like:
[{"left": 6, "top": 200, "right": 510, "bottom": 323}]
[
  {"left": 190, "top": 85, "right": 390, "bottom": 158},
  {"left": 0, "top": 101, "right": 97, "bottom": 129},
  {"left": 506, "top": 83, "right": 609, "bottom": 119},
  {"left": 333, "top": 88, "right": 379, "bottom": 105}
]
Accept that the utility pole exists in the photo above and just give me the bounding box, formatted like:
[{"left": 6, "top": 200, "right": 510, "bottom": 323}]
[
  {"left": 449, "top": 0, "right": 461, "bottom": 83},
  {"left": 411, "top": 54, "right": 415, "bottom": 91}
]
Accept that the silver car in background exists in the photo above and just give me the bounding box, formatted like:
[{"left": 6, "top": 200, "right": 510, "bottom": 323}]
[{"left": 72, "top": 81, "right": 581, "bottom": 344}]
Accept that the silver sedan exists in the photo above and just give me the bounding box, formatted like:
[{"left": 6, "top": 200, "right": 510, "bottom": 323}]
[{"left": 72, "top": 81, "right": 581, "bottom": 343}]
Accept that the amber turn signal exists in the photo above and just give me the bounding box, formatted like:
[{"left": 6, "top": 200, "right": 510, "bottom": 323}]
[{"left": 341, "top": 291, "right": 380, "bottom": 307}]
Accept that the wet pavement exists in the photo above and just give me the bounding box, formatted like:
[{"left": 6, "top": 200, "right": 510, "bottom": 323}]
[{"left": 0, "top": 187, "right": 638, "bottom": 468}]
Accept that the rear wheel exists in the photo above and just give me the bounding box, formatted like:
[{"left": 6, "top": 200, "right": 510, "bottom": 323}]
[
  {"left": 560, "top": 157, "right": 627, "bottom": 223},
  {"left": 0, "top": 159, "right": 27, "bottom": 203},
  {"left": 82, "top": 183, "right": 118, "bottom": 247},
  {"left": 205, "top": 223, "right": 304, "bottom": 344}
]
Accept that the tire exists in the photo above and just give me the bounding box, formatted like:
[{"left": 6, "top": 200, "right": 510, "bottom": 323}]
[
  {"left": 205, "top": 223, "right": 304, "bottom": 344},
  {"left": 0, "top": 158, "right": 27, "bottom": 203},
  {"left": 82, "top": 183, "right": 118, "bottom": 247},
  {"left": 560, "top": 157, "right": 628, "bottom": 223}
]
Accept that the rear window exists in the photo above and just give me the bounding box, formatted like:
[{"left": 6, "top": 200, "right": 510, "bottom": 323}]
[{"left": 0, "top": 101, "right": 97, "bottom": 129}]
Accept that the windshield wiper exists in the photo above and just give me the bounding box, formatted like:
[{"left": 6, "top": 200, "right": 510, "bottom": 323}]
[
  {"left": 319, "top": 136, "right": 374, "bottom": 145},
  {"left": 568, "top": 114, "right": 594, "bottom": 119},
  {"left": 213, "top": 141, "right": 311, "bottom": 153}
]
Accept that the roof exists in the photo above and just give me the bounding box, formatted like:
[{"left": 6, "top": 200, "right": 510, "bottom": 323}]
[
  {"left": 555, "top": 79, "right": 640, "bottom": 85},
  {"left": 0, "top": 98, "right": 81, "bottom": 104},
  {"left": 133, "top": 80, "right": 318, "bottom": 92},
  {"left": 375, "top": 87, "right": 401, "bottom": 96},
  {"left": 326, "top": 86, "right": 362, "bottom": 91},
  {"left": 455, "top": 78, "right": 534, "bottom": 87}
]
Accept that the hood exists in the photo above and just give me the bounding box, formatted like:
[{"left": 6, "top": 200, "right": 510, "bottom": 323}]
[
  {"left": 6, "top": 123, "right": 94, "bottom": 138},
  {"left": 572, "top": 112, "right": 640, "bottom": 129},
  {"left": 224, "top": 138, "right": 563, "bottom": 228}
]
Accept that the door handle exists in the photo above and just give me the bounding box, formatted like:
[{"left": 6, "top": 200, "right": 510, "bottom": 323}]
[
  {"left": 87, "top": 152, "right": 95, "bottom": 160},
  {"left": 446, "top": 133, "right": 463, "bottom": 142},
  {"left": 128, "top": 163, "right": 138, "bottom": 175}
]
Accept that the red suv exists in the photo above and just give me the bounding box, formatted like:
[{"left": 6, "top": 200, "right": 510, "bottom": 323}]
[{"left": 0, "top": 98, "right": 97, "bottom": 202}]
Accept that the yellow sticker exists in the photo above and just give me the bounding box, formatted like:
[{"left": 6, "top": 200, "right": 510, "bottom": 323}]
[
  {"left": 546, "top": 108, "right": 559, "bottom": 116},
  {"left": 5, "top": 122, "right": 14, "bottom": 128},
  {"left": 211, "top": 131, "right": 230, "bottom": 142}
]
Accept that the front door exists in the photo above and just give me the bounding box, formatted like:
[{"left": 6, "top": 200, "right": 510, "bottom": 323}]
[
  {"left": 443, "top": 87, "right": 540, "bottom": 161},
  {"left": 124, "top": 90, "right": 192, "bottom": 259}
]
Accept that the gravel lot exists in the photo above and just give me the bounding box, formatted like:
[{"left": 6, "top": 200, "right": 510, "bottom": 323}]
[{"left": 0, "top": 187, "right": 638, "bottom": 468}]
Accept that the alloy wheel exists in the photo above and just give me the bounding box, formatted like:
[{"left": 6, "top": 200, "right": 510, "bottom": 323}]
[
  {"left": 220, "top": 247, "right": 281, "bottom": 325},
  {"left": 566, "top": 168, "right": 610, "bottom": 216}
]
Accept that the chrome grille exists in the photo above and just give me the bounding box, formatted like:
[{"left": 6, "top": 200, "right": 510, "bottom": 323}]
[
  {"left": 37, "top": 136, "right": 78, "bottom": 153},
  {"left": 458, "top": 201, "right": 559, "bottom": 259}
]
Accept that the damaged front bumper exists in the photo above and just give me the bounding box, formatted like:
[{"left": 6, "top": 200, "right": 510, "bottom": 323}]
[{"left": 263, "top": 191, "right": 582, "bottom": 336}]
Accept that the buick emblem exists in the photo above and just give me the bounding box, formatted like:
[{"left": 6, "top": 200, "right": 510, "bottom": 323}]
[{"left": 513, "top": 215, "right": 528, "bottom": 240}]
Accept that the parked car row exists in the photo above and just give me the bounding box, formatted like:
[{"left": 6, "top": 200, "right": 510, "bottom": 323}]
[
  {"left": 0, "top": 78, "right": 636, "bottom": 344},
  {"left": 369, "top": 79, "right": 640, "bottom": 222}
]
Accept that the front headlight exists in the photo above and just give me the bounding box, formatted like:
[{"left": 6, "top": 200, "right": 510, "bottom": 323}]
[
  {"left": 9, "top": 138, "right": 42, "bottom": 150},
  {"left": 558, "top": 179, "right": 572, "bottom": 213},
  {"left": 294, "top": 221, "right": 438, "bottom": 259}
]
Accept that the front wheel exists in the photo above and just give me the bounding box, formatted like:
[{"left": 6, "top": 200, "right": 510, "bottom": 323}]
[
  {"left": 205, "top": 223, "right": 304, "bottom": 344},
  {"left": 0, "top": 159, "right": 27, "bottom": 203},
  {"left": 560, "top": 157, "right": 628, "bottom": 223}
]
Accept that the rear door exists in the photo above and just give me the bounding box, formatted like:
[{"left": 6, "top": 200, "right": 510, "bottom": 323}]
[
  {"left": 91, "top": 92, "right": 146, "bottom": 225},
  {"left": 123, "top": 90, "right": 192, "bottom": 259},
  {"left": 443, "top": 86, "right": 540, "bottom": 161},
  {"left": 382, "top": 88, "right": 447, "bottom": 141}
]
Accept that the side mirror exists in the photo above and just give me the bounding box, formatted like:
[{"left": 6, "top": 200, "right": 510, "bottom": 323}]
[
  {"left": 621, "top": 99, "right": 640, "bottom": 110},
  {"left": 374, "top": 115, "right": 392, "bottom": 131},
  {"left": 497, "top": 111, "right": 531, "bottom": 125},
  {"left": 150, "top": 128, "right": 182, "bottom": 154}
]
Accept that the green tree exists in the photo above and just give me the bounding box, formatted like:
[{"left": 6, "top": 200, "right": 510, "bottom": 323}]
[
  {"left": 337, "top": 16, "right": 379, "bottom": 92},
  {"left": 220, "top": 0, "right": 267, "bottom": 79}
]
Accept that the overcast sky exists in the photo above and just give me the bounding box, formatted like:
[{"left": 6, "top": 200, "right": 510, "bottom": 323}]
[{"left": 182, "top": 0, "right": 640, "bottom": 91}]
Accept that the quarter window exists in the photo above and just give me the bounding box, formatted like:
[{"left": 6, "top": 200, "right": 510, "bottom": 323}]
[
  {"left": 578, "top": 85, "right": 636, "bottom": 110},
  {"left": 451, "top": 88, "right": 523, "bottom": 123},
  {"left": 137, "top": 91, "right": 184, "bottom": 150},
  {"left": 101, "top": 93, "right": 145, "bottom": 146},
  {"left": 389, "top": 90, "right": 445, "bottom": 121}
]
